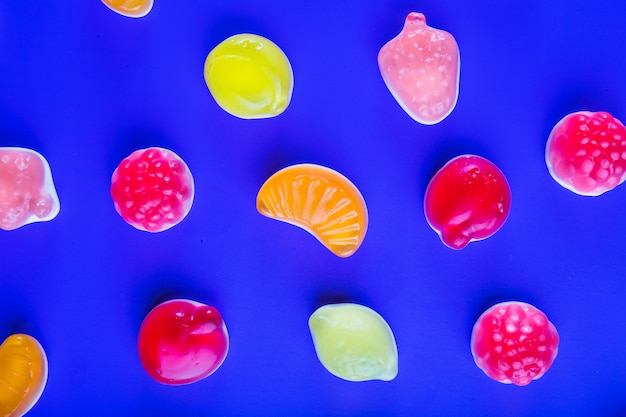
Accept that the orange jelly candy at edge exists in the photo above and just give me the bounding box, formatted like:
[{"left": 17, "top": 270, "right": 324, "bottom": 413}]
[
  {"left": 0, "top": 334, "right": 48, "bottom": 417},
  {"left": 256, "top": 164, "right": 368, "bottom": 257},
  {"left": 101, "top": 0, "right": 153, "bottom": 18}
]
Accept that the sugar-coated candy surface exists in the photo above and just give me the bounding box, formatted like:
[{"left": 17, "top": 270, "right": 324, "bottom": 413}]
[
  {"left": 256, "top": 164, "right": 368, "bottom": 257},
  {"left": 204, "top": 34, "right": 293, "bottom": 119},
  {"left": 101, "top": 0, "right": 153, "bottom": 18},
  {"left": 471, "top": 302, "right": 559, "bottom": 386},
  {"left": 424, "top": 154, "right": 511, "bottom": 249},
  {"left": 0, "top": 334, "right": 48, "bottom": 417},
  {"left": 110, "top": 147, "right": 194, "bottom": 232},
  {"left": 0, "top": 147, "right": 60, "bottom": 231},
  {"left": 308, "top": 303, "right": 398, "bottom": 382},
  {"left": 545, "top": 111, "right": 626, "bottom": 196},
  {"left": 378, "top": 12, "right": 460, "bottom": 125},
  {"left": 137, "top": 299, "right": 229, "bottom": 385}
]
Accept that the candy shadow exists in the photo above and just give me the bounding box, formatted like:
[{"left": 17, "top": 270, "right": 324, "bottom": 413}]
[
  {"left": 107, "top": 126, "right": 178, "bottom": 172},
  {"left": 249, "top": 129, "right": 337, "bottom": 187},
  {"left": 0, "top": 106, "right": 44, "bottom": 152},
  {"left": 310, "top": 285, "right": 374, "bottom": 312},
  {"left": 0, "top": 286, "right": 44, "bottom": 342},
  {"left": 129, "top": 270, "right": 220, "bottom": 334},
  {"left": 203, "top": 14, "right": 272, "bottom": 52}
]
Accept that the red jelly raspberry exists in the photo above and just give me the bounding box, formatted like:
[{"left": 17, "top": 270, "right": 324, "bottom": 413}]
[
  {"left": 546, "top": 111, "right": 626, "bottom": 196},
  {"left": 110, "top": 147, "right": 194, "bottom": 232},
  {"left": 471, "top": 301, "right": 559, "bottom": 386},
  {"left": 424, "top": 154, "right": 511, "bottom": 249}
]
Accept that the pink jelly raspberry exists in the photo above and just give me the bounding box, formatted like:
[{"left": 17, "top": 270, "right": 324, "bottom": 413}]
[
  {"left": 110, "top": 147, "right": 194, "bottom": 232},
  {"left": 470, "top": 301, "right": 559, "bottom": 386},
  {"left": 546, "top": 111, "right": 626, "bottom": 196}
]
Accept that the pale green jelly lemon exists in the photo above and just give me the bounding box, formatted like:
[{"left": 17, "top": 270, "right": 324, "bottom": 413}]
[{"left": 308, "top": 303, "right": 398, "bottom": 382}]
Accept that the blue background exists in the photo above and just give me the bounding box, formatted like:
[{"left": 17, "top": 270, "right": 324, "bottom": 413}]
[{"left": 1, "top": 1, "right": 625, "bottom": 416}]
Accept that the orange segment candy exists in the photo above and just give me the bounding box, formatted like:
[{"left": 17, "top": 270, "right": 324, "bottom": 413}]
[
  {"left": 101, "top": 0, "right": 153, "bottom": 18},
  {"left": 256, "top": 164, "right": 368, "bottom": 257},
  {"left": 0, "top": 334, "right": 48, "bottom": 417}
]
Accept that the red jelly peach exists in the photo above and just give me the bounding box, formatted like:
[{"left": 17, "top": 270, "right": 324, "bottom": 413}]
[
  {"left": 471, "top": 302, "right": 559, "bottom": 386},
  {"left": 137, "top": 299, "right": 229, "bottom": 385},
  {"left": 110, "top": 147, "right": 194, "bottom": 232},
  {"left": 378, "top": 12, "right": 460, "bottom": 125},
  {"left": 546, "top": 111, "right": 626, "bottom": 196},
  {"left": 424, "top": 155, "right": 511, "bottom": 249}
]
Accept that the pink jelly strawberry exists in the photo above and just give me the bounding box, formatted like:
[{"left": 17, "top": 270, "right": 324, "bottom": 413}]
[
  {"left": 471, "top": 301, "right": 559, "bottom": 386},
  {"left": 110, "top": 147, "right": 194, "bottom": 232},
  {"left": 378, "top": 12, "right": 460, "bottom": 125},
  {"left": 546, "top": 111, "right": 626, "bottom": 196}
]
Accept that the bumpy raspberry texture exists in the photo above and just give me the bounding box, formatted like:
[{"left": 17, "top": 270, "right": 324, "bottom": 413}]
[
  {"left": 546, "top": 111, "right": 626, "bottom": 196},
  {"left": 471, "top": 301, "right": 559, "bottom": 386},
  {"left": 110, "top": 147, "right": 194, "bottom": 232}
]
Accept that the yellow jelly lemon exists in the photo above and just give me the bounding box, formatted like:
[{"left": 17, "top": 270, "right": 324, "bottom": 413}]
[
  {"left": 308, "top": 304, "right": 398, "bottom": 382},
  {"left": 204, "top": 34, "right": 293, "bottom": 119},
  {"left": 101, "top": 0, "right": 153, "bottom": 18},
  {"left": 0, "top": 334, "right": 48, "bottom": 417}
]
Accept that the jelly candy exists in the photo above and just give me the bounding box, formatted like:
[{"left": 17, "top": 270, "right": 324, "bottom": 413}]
[
  {"left": 424, "top": 154, "right": 511, "bottom": 249},
  {"left": 137, "top": 299, "right": 229, "bottom": 385},
  {"left": 110, "top": 147, "right": 194, "bottom": 232},
  {"left": 378, "top": 12, "right": 460, "bottom": 125},
  {"left": 101, "top": 0, "right": 153, "bottom": 18},
  {"left": 0, "top": 147, "right": 60, "bottom": 231},
  {"left": 256, "top": 164, "right": 368, "bottom": 257},
  {"left": 0, "top": 334, "right": 48, "bottom": 417},
  {"left": 545, "top": 111, "right": 626, "bottom": 196},
  {"left": 204, "top": 34, "right": 293, "bottom": 119},
  {"left": 308, "top": 303, "right": 398, "bottom": 382},
  {"left": 471, "top": 301, "right": 559, "bottom": 386}
]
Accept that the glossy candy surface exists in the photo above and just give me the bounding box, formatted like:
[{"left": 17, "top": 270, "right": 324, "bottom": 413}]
[
  {"left": 0, "top": 147, "right": 60, "bottom": 231},
  {"left": 204, "top": 34, "right": 293, "bottom": 119},
  {"left": 101, "top": 0, "right": 153, "bottom": 18},
  {"left": 378, "top": 12, "right": 460, "bottom": 125},
  {"left": 256, "top": 164, "right": 368, "bottom": 257},
  {"left": 137, "top": 299, "right": 229, "bottom": 385},
  {"left": 110, "top": 147, "right": 194, "bottom": 232},
  {"left": 546, "top": 111, "right": 626, "bottom": 196},
  {"left": 308, "top": 303, "right": 398, "bottom": 382},
  {"left": 424, "top": 154, "right": 511, "bottom": 249},
  {"left": 471, "top": 302, "right": 559, "bottom": 386},
  {"left": 0, "top": 334, "right": 48, "bottom": 417}
]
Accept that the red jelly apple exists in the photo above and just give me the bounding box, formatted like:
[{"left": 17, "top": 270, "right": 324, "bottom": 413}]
[
  {"left": 424, "top": 154, "right": 511, "bottom": 249},
  {"left": 471, "top": 301, "right": 559, "bottom": 386},
  {"left": 110, "top": 147, "right": 194, "bottom": 232},
  {"left": 137, "top": 299, "right": 229, "bottom": 385},
  {"left": 546, "top": 111, "right": 626, "bottom": 196}
]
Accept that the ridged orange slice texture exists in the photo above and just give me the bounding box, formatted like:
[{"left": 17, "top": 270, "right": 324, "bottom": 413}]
[
  {"left": 256, "top": 164, "right": 368, "bottom": 257},
  {"left": 0, "top": 334, "right": 48, "bottom": 417}
]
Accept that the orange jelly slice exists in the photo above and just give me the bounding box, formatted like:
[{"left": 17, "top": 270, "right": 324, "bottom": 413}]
[
  {"left": 0, "top": 334, "right": 48, "bottom": 417},
  {"left": 256, "top": 164, "right": 368, "bottom": 257},
  {"left": 101, "top": 0, "right": 153, "bottom": 18}
]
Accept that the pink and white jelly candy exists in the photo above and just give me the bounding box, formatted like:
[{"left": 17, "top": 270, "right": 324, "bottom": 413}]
[
  {"left": 471, "top": 302, "right": 559, "bottom": 386},
  {"left": 546, "top": 111, "right": 626, "bottom": 196},
  {"left": 378, "top": 12, "right": 460, "bottom": 125},
  {"left": 110, "top": 147, "right": 194, "bottom": 232},
  {"left": 0, "top": 147, "right": 60, "bottom": 231}
]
